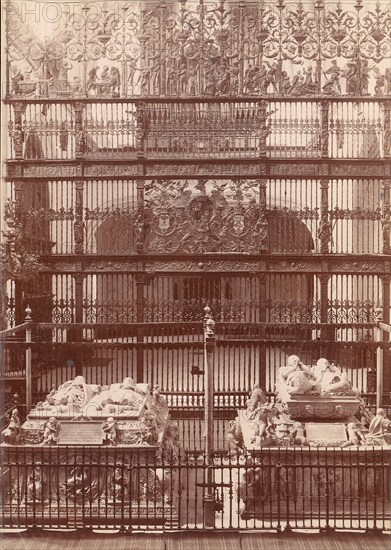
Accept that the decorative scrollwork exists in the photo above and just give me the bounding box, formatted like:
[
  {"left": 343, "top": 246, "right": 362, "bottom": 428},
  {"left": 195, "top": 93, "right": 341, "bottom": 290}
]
[
  {"left": 25, "top": 208, "right": 74, "bottom": 221},
  {"left": 5, "top": 1, "right": 391, "bottom": 99},
  {"left": 329, "top": 206, "right": 382, "bottom": 220},
  {"left": 83, "top": 298, "right": 136, "bottom": 324},
  {"left": 144, "top": 179, "right": 268, "bottom": 254},
  {"left": 266, "top": 300, "right": 321, "bottom": 323},
  {"left": 84, "top": 206, "right": 136, "bottom": 222},
  {"left": 327, "top": 299, "right": 377, "bottom": 323},
  {"left": 52, "top": 298, "right": 75, "bottom": 324}
]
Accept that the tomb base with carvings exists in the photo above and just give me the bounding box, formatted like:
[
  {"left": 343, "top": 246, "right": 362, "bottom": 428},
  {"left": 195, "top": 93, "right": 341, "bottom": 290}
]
[
  {"left": 281, "top": 394, "right": 361, "bottom": 422},
  {"left": 0, "top": 444, "right": 179, "bottom": 528},
  {"left": 236, "top": 397, "right": 390, "bottom": 522},
  {"left": 237, "top": 445, "right": 390, "bottom": 521}
]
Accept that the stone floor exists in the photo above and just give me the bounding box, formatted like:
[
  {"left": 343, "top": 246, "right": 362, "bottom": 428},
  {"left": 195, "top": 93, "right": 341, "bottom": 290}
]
[{"left": 0, "top": 530, "right": 390, "bottom": 550}]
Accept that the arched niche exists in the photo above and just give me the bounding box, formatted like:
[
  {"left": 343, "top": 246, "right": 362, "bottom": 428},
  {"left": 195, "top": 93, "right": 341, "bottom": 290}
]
[{"left": 90, "top": 204, "right": 315, "bottom": 324}]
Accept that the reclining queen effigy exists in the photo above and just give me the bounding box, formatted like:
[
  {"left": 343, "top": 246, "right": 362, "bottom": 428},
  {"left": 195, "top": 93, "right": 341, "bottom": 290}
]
[{"left": 1, "top": 377, "right": 180, "bottom": 527}]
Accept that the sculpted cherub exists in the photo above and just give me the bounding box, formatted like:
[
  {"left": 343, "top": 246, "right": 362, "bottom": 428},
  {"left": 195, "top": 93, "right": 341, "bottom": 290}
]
[
  {"left": 102, "top": 416, "right": 117, "bottom": 446},
  {"left": 42, "top": 417, "right": 60, "bottom": 446},
  {"left": 341, "top": 422, "right": 366, "bottom": 447}
]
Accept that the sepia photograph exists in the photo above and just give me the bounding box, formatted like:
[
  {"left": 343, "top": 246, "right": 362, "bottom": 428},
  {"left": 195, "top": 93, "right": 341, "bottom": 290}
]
[{"left": 0, "top": 1, "right": 390, "bottom": 549}]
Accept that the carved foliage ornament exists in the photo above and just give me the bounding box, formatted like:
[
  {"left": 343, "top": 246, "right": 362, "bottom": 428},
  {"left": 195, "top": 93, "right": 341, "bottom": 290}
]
[{"left": 0, "top": 200, "right": 43, "bottom": 282}]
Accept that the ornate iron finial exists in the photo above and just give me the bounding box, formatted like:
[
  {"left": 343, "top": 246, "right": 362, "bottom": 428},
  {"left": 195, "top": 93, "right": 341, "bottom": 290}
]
[{"left": 25, "top": 306, "right": 32, "bottom": 321}]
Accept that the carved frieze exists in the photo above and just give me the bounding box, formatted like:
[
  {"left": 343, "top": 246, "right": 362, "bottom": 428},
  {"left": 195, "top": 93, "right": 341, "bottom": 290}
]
[
  {"left": 6, "top": 164, "right": 22, "bottom": 177},
  {"left": 146, "top": 163, "right": 265, "bottom": 177},
  {"left": 49, "top": 263, "right": 79, "bottom": 272},
  {"left": 23, "top": 165, "right": 79, "bottom": 178},
  {"left": 328, "top": 262, "right": 385, "bottom": 273},
  {"left": 84, "top": 164, "right": 142, "bottom": 177},
  {"left": 330, "top": 164, "right": 384, "bottom": 177},
  {"left": 144, "top": 261, "right": 259, "bottom": 272},
  {"left": 269, "top": 261, "right": 317, "bottom": 272},
  {"left": 83, "top": 261, "right": 140, "bottom": 272},
  {"left": 270, "top": 164, "right": 328, "bottom": 176}
]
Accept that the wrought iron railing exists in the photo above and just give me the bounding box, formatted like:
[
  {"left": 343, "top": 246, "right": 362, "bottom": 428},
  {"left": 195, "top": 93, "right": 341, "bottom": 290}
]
[
  {"left": 0, "top": 445, "right": 389, "bottom": 532},
  {"left": 6, "top": 98, "right": 390, "bottom": 160},
  {"left": 1, "top": 320, "right": 382, "bottom": 397},
  {"left": 4, "top": 176, "right": 388, "bottom": 257}
]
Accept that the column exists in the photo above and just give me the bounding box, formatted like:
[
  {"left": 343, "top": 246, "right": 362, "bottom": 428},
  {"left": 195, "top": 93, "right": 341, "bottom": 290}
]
[
  {"left": 382, "top": 180, "right": 390, "bottom": 255},
  {"left": 135, "top": 102, "right": 147, "bottom": 158},
  {"left": 73, "top": 273, "right": 85, "bottom": 376},
  {"left": 136, "top": 179, "right": 145, "bottom": 253},
  {"left": 12, "top": 103, "right": 24, "bottom": 159},
  {"left": 74, "top": 180, "right": 84, "bottom": 254},
  {"left": 258, "top": 261, "right": 267, "bottom": 390},
  {"left": 320, "top": 100, "right": 330, "bottom": 158},
  {"left": 13, "top": 181, "right": 24, "bottom": 325},
  {"left": 318, "top": 179, "right": 331, "bottom": 254},
  {"left": 74, "top": 102, "right": 85, "bottom": 159},
  {"left": 318, "top": 270, "right": 333, "bottom": 345},
  {"left": 25, "top": 306, "right": 32, "bottom": 412},
  {"left": 136, "top": 273, "right": 145, "bottom": 383},
  {"left": 382, "top": 100, "right": 391, "bottom": 159},
  {"left": 380, "top": 273, "right": 390, "bottom": 393},
  {"left": 203, "top": 306, "right": 216, "bottom": 528}
]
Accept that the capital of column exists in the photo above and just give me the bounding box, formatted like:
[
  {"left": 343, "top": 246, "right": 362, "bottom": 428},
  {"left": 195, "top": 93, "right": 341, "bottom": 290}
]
[
  {"left": 72, "top": 273, "right": 85, "bottom": 284},
  {"left": 318, "top": 272, "right": 330, "bottom": 285}
]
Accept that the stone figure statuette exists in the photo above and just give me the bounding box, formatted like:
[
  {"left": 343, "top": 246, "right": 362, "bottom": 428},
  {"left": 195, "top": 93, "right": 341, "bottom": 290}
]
[
  {"left": 366, "top": 408, "right": 391, "bottom": 445},
  {"left": 227, "top": 417, "right": 244, "bottom": 450},
  {"left": 147, "top": 385, "right": 169, "bottom": 428},
  {"left": 142, "top": 410, "right": 159, "bottom": 444},
  {"left": 269, "top": 410, "right": 292, "bottom": 445},
  {"left": 243, "top": 399, "right": 262, "bottom": 422},
  {"left": 2, "top": 408, "right": 20, "bottom": 444},
  {"left": 111, "top": 466, "right": 126, "bottom": 501},
  {"left": 249, "top": 405, "right": 272, "bottom": 447},
  {"left": 290, "top": 422, "right": 308, "bottom": 446},
  {"left": 341, "top": 421, "right": 366, "bottom": 447},
  {"left": 248, "top": 384, "right": 267, "bottom": 407},
  {"left": 42, "top": 417, "right": 60, "bottom": 445},
  {"left": 102, "top": 416, "right": 117, "bottom": 445},
  {"left": 27, "top": 467, "right": 46, "bottom": 502}
]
